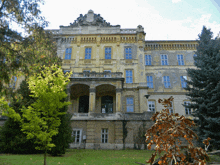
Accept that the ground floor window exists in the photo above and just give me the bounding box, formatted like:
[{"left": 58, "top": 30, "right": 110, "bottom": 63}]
[
  {"left": 184, "top": 101, "right": 191, "bottom": 115},
  {"left": 72, "top": 129, "right": 82, "bottom": 144},
  {"left": 101, "top": 128, "right": 108, "bottom": 143},
  {"left": 148, "top": 101, "right": 155, "bottom": 111}
]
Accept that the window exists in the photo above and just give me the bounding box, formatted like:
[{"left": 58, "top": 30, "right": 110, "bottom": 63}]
[
  {"left": 126, "top": 70, "right": 133, "bottom": 83},
  {"left": 10, "top": 76, "right": 17, "bottom": 89},
  {"left": 104, "top": 70, "right": 111, "bottom": 78},
  {"left": 105, "top": 47, "right": 111, "bottom": 59},
  {"left": 163, "top": 76, "right": 170, "bottom": 88},
  {"left": 147, "top": 76, "right": 153, "bottom": 88},
  {"left": 101, "top": 128, "right": 108, "bottom": 143},
  {"left": 72, "top": 129, "right": 82, "bottom": 143},
  {"left": 83, "top": 70, "right": 90, "bottom": 77},
  {"left": 65, "top": 48, "right": 72, "bottom": 59},
  {"left": 180, "top": 76, "right": 187, "bottom": 88},
  {"left": 125, "top": 47, "right": 132, "bottom": 59},
  {"left": 177, "top": 55, "right": 184, "bottom": 65},
  {"left": 145, "top": 55, "right": 152, "bottom": 65},
  {"left": 184, "top": 101, "right": 191, "bottom": 115},
  {"left": 169, "top": 101, "right": 174, "bottom": 114},
  {"left": 85, "top": 48, "right": 91, "bottom": 59},
  {"left": 126, "top": 97, "right": 134, "bottom": 112},
  {"left": 63, "top": 70, "right": 70, "bottom": 74},
  {"left": 161, "top": 55, "right": 168, "bottom": 65},
  {"left": 148, "top": 101, "right": 155, "bottom": 111},
  {"left": 193, "top": 54, "right": 197, "bottom": 64}
]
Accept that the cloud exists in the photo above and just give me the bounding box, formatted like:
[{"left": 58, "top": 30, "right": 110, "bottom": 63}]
[{"left": 172, "top": 0, "right": 181, "bottom": 3}]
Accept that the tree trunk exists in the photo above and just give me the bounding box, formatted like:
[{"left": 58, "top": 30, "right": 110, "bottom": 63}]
[{"left": 44, "top": 151, "right": 47, "bottom": 165}]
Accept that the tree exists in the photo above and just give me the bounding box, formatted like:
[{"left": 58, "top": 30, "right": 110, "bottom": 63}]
[
  {"left": 145, "top": 97, "right": 210, "bottom": 165},
  {"left": 185, "top": 26, "right": 220, "bottom": 149},
  {"left": 1, "top": 64, "right": 71, "bottom": 165},
  {"left": 0, "top": 0, "right": 47, "bottom": 97}
]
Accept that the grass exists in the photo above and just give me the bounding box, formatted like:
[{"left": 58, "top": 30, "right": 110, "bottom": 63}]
[{"left": 0, "top": 149, "right": 154, "bottom": 165}]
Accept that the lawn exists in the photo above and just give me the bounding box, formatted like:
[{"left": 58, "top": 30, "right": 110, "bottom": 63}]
[{"left": 0, "top": 149, "right": 154, "bottom": 165}]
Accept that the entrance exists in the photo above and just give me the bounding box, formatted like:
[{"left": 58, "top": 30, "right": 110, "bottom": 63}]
[
  {"left": 79, "top": 95, "right": 89, "bottom": 113},
  {"left": 101, "top": 96, "right": 113, "bottom": 113}
]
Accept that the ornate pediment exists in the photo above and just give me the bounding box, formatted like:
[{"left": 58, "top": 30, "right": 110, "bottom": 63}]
[{"left": 70, "top": 10, "right": 116, "bottom": 27}]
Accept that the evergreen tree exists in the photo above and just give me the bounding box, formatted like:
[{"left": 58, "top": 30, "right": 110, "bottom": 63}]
[{"left": 185, "top": 26, "right": 220, "bottom": 149}]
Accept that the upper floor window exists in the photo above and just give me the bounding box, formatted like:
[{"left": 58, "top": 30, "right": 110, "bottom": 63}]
[
  {"left": 126, "top": 97, "right": 134, "bottom": 112},
  {"left": 63, "top": 70, "right": 70, "bottom": 74},
  {"left": 105, "top": 47, "right": 111, "bottom": 59},
  {"left": 145, "top": 55, "right": 152, "bottom": 65},
  {"left": 83, "top": 70, "right": 90, "bottom": 77},
  {"left": 85, "top": 48, "right": 91, "bottom": 59},
  {"left": 126, "top": 70, "right": 133, "bottom": 83},
  {"left": 104, "top": 70, "right": 111, "bottom": 78},
  {"left": 193, "top": 54, "right": 197, "bottom": 64},
  {"left": 147, "top": 76, "right": 153, "bottom": 88},
  {"left": 65, "top": 48, "right": 72, "bottom": 59},
  {"left": 101, "top": 128, "right": 108, "bottom": 143},
  {"left": 177, "top": 55, "right": 184, "bottom": 65},
  {"left": 163, "top": 76, "right": 170, "bottom": 88},
  {"left": 180, "top": 76, "right": 187, "bottom": 88},
  {"left": 161, "top": 55, "right": 168, "bottom": 65},
  {"left": 125, "top": 47, "right": 132, "bottom": 59},
  {"left": 184, "top": 101, "right": 191, "bottom": 115},
  {"left": 148, "top": 101, "right": 155, "bottom": 111}
]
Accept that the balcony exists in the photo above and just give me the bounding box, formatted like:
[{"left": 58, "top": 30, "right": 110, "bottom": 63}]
[{"left": 71, "top": 72, "right": 123, "bottom": 78}]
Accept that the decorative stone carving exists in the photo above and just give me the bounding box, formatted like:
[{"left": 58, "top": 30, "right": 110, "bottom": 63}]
[{"left": 69, "top": 10, "right": 114, "bottom": 27}]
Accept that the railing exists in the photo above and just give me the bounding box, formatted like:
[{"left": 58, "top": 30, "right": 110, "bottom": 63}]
[
  {"left": 71, "top": 72, "right": 123, "bottom": 78},
  {"left": 46, "top": 29, "right": 59, "bottom": 34},
  {"left": 120, "top": 29, "right": 136, "bottom": 34}
]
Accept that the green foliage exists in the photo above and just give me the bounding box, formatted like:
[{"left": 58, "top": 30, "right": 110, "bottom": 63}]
[
  {"left": 185, "top": 26, "right": 220, "bottom": 149},
  {"left": 0, "top": 0, "right": 47, "bottom": 97},
  {"left": 1, "top": 65, "right": 71, "bottom": 164}
]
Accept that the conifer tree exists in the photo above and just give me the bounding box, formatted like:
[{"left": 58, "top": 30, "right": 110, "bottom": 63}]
[{"left": 185, "top": 26, "right": 220, "bottom": 149}]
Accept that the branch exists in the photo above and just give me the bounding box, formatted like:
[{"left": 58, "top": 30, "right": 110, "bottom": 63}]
[{"left": 0, "top": 0, "right": 6, "bottom": 14}]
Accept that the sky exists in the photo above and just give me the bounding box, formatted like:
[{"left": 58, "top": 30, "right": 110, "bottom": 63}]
[{"left": 40, "top": 0, "right": 220, "bottom": 40}]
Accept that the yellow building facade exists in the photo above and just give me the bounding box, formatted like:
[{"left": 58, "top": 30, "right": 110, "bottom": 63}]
[{"left": 48, "top": 10, "right": 197, "bottom": 149}]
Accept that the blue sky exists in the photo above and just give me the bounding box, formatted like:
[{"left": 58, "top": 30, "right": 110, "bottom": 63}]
[{"left": 40, "top": 0, "right": 220, "bottom": 40}]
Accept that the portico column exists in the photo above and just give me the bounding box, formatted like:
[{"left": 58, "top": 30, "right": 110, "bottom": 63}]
[
  {"left": 89, "top": 88, "right": 96, "bottom": 113},
  {"left": 116, "top": 88, "right": 122, "bottom": 113}
]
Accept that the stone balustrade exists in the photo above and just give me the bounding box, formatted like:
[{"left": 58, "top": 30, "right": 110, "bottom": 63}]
[{"left": 71, "top": 72, "right": 123, "bottom": 78}]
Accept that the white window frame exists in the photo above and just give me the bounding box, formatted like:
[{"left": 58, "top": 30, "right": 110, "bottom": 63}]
[
  {"left": 161, "top": 54, "right": 168, "bottom": 65},
  {"left": 184, "top": 101, "right": 191, "bottom": 115},
  {"left": 101, "top": 128, "right": 108, "bottom": 143},
  {"left": 181, "top": 76, "right": 187, "bottom": 88},
  {"left": 148, "top": 101, "right": 155, "bottom": 111},
  {"left": 105, "top": 47, "right": 111, "bottom": 59},
  {"left": 126, "top": 70, "right": 133, "bottom": 83},
  {"left": 177, "top": 55, "right": 184, "bottom": 65},
  {"left": 72, "top": 129, "right": 82, "bottom": 144},
  {"left": 104, "top": 70, "right": 111, "bottom": 78},
  {"left": 147, "top": 76, "right": 153, "bottom": 88},
  {"left": 145, "top": 55, "right": 152, "bottom": 65},
  {"left": 83, "top": 70, "right": 90, "bottom": 77},
  {"left": 65, "top": 48, "right": 72, "bottom": 59},
  {"left": 126, "top": 97, "right": 134, "bottom": 112},
  {"left": 125, "top": 47, "right": 132, "bottom": 59},
  {"left": 169, "top": 101, "right": 174, "bottom": 114},
  {"left": 163, "top": 76, "right": 171, "bottom": 88},
  {"left": 85, "top": 48, "right": 92, "bottom": 59}
]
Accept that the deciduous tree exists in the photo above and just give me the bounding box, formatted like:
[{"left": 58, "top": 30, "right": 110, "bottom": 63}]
[{"left": 1, "top": 64, "right": 71, "bottom": 165}]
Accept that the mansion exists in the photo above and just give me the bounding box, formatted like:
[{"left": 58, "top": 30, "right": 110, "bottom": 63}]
[{"left": 1, "top": 10, "right": 198, "bottom": 150}]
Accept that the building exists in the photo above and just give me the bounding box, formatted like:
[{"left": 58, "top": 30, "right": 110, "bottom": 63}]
[{"left": 47, "top": 10, "right": 197, "bottom": 149}]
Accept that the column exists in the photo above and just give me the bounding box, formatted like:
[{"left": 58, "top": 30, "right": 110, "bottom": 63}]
[
  {"left": 116, "top": 88, "right": 122, "bottom": 113},
  {"left": 89, "top": 88, "right": 96, "bottom": 113}
]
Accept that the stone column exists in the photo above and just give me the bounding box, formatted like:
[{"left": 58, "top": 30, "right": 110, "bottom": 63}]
[
  {"left": 116, "top": 88, "right": 122, "bottom": 113},
  {"left": 89, "top": 88, "right": 96, "bottom": 113},
  {"left": 66, "top": 84, "right": 72, "bottom": 112},
  {"left": 138, "top": 86, "right": 148, "bottom": 113}
]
